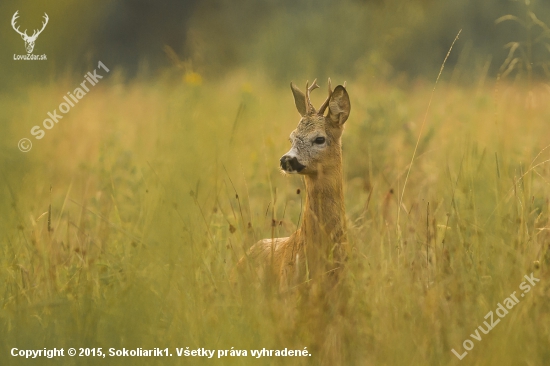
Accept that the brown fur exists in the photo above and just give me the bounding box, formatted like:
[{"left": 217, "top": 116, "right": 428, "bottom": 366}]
[{"left": 237, "top": 79, "right": 351, "bottom": 290}]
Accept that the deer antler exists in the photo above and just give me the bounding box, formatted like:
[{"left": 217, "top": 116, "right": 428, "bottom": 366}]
[
  {"left": 11, "top": 11, "right": 28, "bottom": 38},
  {"left": 305, "top": 78, "right": 320, "bottom": 114},
  {"left": 30, "top": 13, "right": 49, "bottom": 39},
  {"left": 309, "top": 78, "right": 320, "bottom": 92},
  {"left": 318, "top": 78, "right": 333, "bottom": 115}
]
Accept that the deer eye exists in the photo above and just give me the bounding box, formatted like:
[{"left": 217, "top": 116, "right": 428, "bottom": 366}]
[{"left": 314, "top": 137, "right": 326, "bottom": 144}]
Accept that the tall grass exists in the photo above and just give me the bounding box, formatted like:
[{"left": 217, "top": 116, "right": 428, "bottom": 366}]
[{"left": 1, "top": 69, "right": 550, "bottom": 365}]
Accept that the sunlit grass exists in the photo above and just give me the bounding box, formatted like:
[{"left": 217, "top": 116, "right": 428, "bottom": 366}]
[{"left": 1, "top": 72, "right": 550, "bottom": 365}]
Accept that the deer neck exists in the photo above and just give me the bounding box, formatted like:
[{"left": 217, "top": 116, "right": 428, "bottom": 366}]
[{"left": 298, "top": 151, "right": 347, "bottom": 250}]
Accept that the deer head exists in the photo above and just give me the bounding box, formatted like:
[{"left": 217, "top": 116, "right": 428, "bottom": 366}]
[
  {"left": 11, "top": 11, "right": 49, "bottom": 54},
  {"left": 280, "top": 78, "right": 351, "bottom": 176}
]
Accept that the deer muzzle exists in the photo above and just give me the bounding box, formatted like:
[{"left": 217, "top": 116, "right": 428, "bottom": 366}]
[{"left": 280, "top": 155, "right": 305, "bottom": 173}]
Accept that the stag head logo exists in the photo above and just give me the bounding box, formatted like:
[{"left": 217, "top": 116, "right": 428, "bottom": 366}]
[{"left": 11, "top": 11, "right": 49, "bottom": 54}]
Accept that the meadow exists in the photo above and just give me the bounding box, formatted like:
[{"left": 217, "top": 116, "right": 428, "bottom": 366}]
[{"left": 1, "top": 62, "right": 550, "bottom": 365}]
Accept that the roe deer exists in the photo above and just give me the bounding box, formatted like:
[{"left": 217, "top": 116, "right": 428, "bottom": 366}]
[{"left": 237, "top": 79, "right": 350, "bottom": 290}]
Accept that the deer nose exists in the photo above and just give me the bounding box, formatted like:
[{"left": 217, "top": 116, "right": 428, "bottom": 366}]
[{"left": 280, "top": 155, "right": 305, "bottom": 173}]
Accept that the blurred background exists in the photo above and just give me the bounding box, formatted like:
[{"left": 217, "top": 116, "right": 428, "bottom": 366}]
[{"left": 2, "top": 0, "right": 550, "bottom": 90}]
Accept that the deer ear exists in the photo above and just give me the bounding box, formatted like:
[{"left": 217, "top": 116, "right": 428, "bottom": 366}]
[
  {"left": 290, "top": 82, "right": 307, "bottom": 116},
  {"left": 327, "top": 85, "right": 350, "bottom": 126}
]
